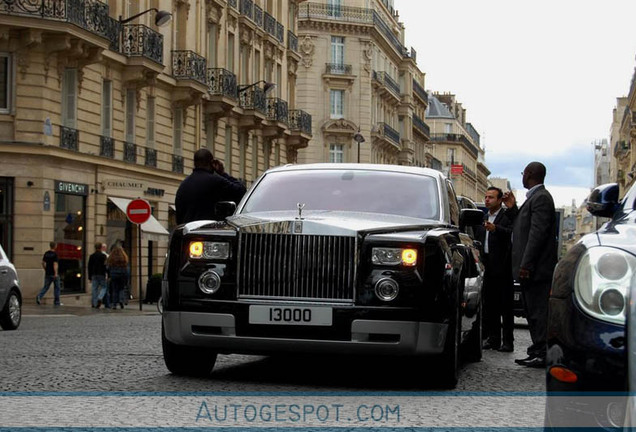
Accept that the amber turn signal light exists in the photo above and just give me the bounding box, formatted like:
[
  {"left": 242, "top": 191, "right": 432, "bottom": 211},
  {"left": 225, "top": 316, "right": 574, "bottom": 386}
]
[
  {"left": 549, "top": 366, "right": 578, "bottom": 383},
  {"left": 189, "top": 241, "right": 204, "bottom": 258},
  {"left": 401, "top": 249, "right": 417, "bottom": 266}
]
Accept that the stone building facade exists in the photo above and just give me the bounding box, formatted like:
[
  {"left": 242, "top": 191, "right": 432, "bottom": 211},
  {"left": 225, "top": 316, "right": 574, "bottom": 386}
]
[
  {"left": 0, "top": 0, "right": 312, "bottom": 303},
  {"left": 294, "top": 0, "right": 436, "bottom": 168}
]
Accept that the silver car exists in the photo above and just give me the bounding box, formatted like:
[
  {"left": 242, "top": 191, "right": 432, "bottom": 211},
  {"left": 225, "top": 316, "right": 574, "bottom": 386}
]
[{"left": 0, "top": 244, "right": 21, "bottom": 330}]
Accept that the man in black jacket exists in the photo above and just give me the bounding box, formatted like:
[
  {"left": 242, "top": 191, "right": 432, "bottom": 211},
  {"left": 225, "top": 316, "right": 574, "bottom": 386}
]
[
  {"left": 477, "top": 187, "right": 514, "bottom": 352},
  {"left": 503, "top": 161, "right": 558, "bottom": 368},
  {"left": 88, "top": 242, "right": 108, "bottom": 308},
  {"left": 175, "top": 148, "right": 247, "bottom": 224}
]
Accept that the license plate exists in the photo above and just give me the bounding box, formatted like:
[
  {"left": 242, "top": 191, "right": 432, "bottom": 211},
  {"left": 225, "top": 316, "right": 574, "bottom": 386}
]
[
  {"left": 249, "top": 305, "right": 332, "bottom": 326},
  {"left": 514, "top": 292, "right": 521, "bottom": 301}
]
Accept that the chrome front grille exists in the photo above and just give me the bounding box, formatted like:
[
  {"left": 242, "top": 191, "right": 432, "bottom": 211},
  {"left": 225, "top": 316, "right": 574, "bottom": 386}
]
[{"left": 238, "top": 233, "right": 356, "bottom": 302}]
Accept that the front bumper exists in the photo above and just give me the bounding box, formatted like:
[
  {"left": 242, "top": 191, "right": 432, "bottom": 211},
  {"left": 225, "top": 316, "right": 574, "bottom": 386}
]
[{"left": 163, "top": 310, "right": 448, "bottom": 356}]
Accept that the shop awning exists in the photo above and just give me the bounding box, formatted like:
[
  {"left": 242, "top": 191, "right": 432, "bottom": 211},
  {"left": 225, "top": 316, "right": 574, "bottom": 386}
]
[{"left": 108, "top": 197, "right": 170, "bottom": 242}]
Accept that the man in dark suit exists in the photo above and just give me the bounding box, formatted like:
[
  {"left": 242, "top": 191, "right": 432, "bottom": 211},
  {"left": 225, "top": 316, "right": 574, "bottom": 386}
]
[
  {"left": 176, "top": 148, "right": 247, "bottom": 224},
  {"left": 477, "top": 187, "right": 514, "bottom": 352},
  {"left": 503, "top": 161, "right": 558, "bottom": 368}
]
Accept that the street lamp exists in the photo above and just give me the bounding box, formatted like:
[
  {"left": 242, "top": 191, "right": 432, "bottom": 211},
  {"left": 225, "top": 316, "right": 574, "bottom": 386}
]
[
  {"left": 353, "top": 128, "right": 365, "bottom": 163},
  {"left": 238, "top": 80, "right": 277, "bottom": 94},
  {"left": 119, "top": 8, "right": 173, "bottom": 26}
]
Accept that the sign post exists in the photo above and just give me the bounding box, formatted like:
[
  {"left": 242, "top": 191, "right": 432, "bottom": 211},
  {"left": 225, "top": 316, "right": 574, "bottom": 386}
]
[{"left": 126, "top": 198, "right": 151, "bottom": 311}]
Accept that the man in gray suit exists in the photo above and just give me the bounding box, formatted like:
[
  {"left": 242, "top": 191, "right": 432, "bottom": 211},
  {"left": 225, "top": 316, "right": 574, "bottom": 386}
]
[{"left": 503, "top": 161, "right": 558, "bottom": 368}]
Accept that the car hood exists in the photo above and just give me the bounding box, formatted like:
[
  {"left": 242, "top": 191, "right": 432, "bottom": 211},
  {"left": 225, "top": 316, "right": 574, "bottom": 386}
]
[
  {"left": 226, "top": 211, "right": 443, "bottom": 236},
  {"left": 587, "top": 209, "right": 636, "bottom": 253}
]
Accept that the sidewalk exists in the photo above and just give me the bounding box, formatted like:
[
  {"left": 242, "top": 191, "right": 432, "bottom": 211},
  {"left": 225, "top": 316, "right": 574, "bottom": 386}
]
[{"left": 22, "top": 301, "right": 161, "bottom": 317}]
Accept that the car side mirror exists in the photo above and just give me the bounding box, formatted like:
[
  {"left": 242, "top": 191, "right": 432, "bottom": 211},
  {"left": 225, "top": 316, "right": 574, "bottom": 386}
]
[
  {"left": 586, "top": 183, "right": 620, "bottom": 218},
  {"left": 459, "top": 208, "right": 484, "bottom": 230},
  {"left": 215, "top": 201, "right": 237, "bottom": 219}
]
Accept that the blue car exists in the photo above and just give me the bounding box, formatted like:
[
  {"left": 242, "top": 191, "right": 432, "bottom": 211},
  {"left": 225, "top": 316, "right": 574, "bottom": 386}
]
[{"left": 545, "top": 182, "right": 634, "bottom": 429}]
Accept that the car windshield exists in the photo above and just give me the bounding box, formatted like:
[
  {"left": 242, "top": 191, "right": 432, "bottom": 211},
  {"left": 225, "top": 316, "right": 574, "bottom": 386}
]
[{"left": 241, "top": 169, "right": 441, "bottom": 220}]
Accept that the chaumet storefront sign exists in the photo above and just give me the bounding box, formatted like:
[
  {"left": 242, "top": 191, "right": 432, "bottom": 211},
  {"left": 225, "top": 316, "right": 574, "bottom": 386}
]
[
  {"left": 102, "top": 179, "right": 165, "bottom": 197},
  {"left": 55, "top": 180, "right": 88, "bottom": 196}
]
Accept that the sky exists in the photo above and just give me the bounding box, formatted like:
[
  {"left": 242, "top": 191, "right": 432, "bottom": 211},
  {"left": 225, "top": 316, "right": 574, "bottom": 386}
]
[{"left": 398, "top": 0, "right": 636, "bottom": 207}]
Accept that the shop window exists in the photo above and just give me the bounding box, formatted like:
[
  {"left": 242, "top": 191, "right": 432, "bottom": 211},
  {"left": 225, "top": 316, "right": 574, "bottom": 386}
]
[
  {"left": 0, "top": 177, "right": 13, "bottom": 258},
  {"left": 54, "top": 193, "right": 85, "bottom": 293}
]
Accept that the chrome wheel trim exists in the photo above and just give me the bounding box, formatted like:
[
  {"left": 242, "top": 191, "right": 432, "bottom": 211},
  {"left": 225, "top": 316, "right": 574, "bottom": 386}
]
[{"left": 8, "top": 293, "right": 21, "bottom": 325}]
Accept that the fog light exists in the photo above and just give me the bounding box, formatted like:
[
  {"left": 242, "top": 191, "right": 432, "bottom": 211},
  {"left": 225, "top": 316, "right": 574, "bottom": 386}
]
[
  {"left": 198, "top": 270, "right": 221, "bottom": 295},
  {"left": 598, "top": 288, "right": 625, "bottom": 316},
  {"left": 374, "top": 278, "right": 399, "bottom": 301}
]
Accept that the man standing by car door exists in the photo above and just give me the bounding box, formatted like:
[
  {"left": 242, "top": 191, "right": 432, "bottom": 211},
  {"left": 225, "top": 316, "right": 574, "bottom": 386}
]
[
  {"left": 503, "top": 161, "right": 558, "bottom": 368},
  {"left": 478, "top": 187, "right": 514, "bottom": 352}
]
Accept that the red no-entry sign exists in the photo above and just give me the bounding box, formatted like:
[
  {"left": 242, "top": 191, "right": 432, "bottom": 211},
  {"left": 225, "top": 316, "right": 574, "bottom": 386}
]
[{"left": 126, "top": 199, "right": 151, "bottom": 225}]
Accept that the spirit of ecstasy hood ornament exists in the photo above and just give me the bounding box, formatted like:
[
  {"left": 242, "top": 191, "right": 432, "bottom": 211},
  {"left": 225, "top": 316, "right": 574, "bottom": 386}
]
[{"left": 296, "top": 203, "right": 305, "bottom": 220}]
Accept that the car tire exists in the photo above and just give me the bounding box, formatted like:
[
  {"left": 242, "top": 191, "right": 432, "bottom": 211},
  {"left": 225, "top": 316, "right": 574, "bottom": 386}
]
[
  {"left": 0, "top": 289, "right": 21, "bottom": 331},
  {"left": 463, "top": 309, "right": 482, "bottom": 362},
  {"left": 161, "top": 322, "right": 217, "bottom": 377}
]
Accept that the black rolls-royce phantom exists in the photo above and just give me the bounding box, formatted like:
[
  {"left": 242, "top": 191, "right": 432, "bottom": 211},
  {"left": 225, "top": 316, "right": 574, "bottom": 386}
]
[{"left": 161, "top": 164, "right": 484, "bottom": 387}]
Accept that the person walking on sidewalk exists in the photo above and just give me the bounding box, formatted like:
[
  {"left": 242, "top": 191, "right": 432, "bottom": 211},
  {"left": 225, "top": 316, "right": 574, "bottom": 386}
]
[
  {"left": 36, "top": 242, "right": 61, "bottom": 306},
  {"left": 88, "top": 242, "right": 109, "bottom": 308},
  {"left": 107, "top": 246, "right": 129, "bottom": 309}
]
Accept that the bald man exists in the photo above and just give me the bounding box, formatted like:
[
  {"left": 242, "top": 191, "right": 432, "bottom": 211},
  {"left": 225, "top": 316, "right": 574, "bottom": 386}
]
[{"left": 503, "top": 161, "right": 558, "bottom": 368}]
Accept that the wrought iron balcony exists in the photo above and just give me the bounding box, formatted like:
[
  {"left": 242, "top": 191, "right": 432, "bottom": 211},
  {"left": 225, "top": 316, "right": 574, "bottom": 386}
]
[
  {"left": 121, "top": 24, "right": 163, "bottom": 64},
  {"left": 264, "top": 11, "right": 276, "bottom": 37},
  {"left": 253, "top": 4, "right": 263, "bottom": 27},
  {"left": 228, "top": 0, "right": 237, "bottom": 9},
  {"left": 287, "top": 30, "right": 298, "bottom": 52},
  {"left": 239, "top": 0, "right": 253, "bottom": 20},
  {"left": 412, "top": 114, "right": 430, "bottom": 138},
  {"left": 172, "top": 155, "right": 184, "bottom": 174},
  {"left": 266, "top": 98, "right": 288, "bottom": 124},
  {"left": 239, "top": 85, "right": 266, "bottom": 113},
  {"left": 145, "top": 148, "right": 157, "bottom": 167},
  {"left": 100, "top": 135, "right": 114, "bottom": 158},
  {"left": 372, "top": 10, "right": 405, "bottom": 56},
  {"left": 207, "top": 68, "right": 238, "bottom": 98},
  {"left": 325, "top": 63, "right": 352, "bottom": 75},
  {"left": 172, "top": 50, "right": 207, "bottom": 84},
  {"left": 430, "top": 133, "right": 479, "bottom": 158},
  {"left": 373, "top": 71, "right": 400, "bottom": 97},
  {"left": 289, "top": 109, "right": 312, "bottom": 136},
  {"left": 379, "top": 122, "right": 400, "bottom": 145},
  {"left": 276, "top": 21, "right": 284, "bottom": 44},
  {"left": 60, "top": 126, "right": 78, "bottom": 151},
  {"left": 413, "top": 79, "right": 428, "bottom": 104},
  {"left": 123, "top": 141, "right": 136, "bottom": 163},
  {"left": 0, "top": 0, "right": 120, "bottom": 49}
]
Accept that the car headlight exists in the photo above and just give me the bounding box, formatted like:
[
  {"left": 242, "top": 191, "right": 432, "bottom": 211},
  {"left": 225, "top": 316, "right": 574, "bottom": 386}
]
[
  {"left": 189, "top": 241, "right": 230, "bottom": 260},
  {"left": 371, "top": 247, "right": 418, "bottom": 267},
  {"left": 574, "top": 247, "right": 635, "bottom": 325}
]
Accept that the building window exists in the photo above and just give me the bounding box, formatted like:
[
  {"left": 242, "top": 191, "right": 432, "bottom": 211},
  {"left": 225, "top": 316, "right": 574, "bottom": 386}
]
[
  {"left": 251, "top": 135, "right": 259, "bottom": 182},
  {"left": 330, "top": 89, "right": 344, "bottom": 119},
  {"left": 331, "top": 36, "right": 344, "bottom": 69},
  {"left": 276, "top": 63, "right": 282, "bottom": 97},
  {"left": 263, "top": 140, "right": 270, "bottom": 170},
  {"left": 101, "top": 80, "right": 112, "bottom": 137},
  {"left": 254, "top": 50, "right": 261, "bottom": 83},
  {"left": 227, "top": 33, "right": 235, "bottom": 72},
  {"left": 0, "top": 54, "right": 13, "bottom": 114},
  {"left": 125, "top": 89, "right": 136, "bottom": 143},
  {"left": 327, "top": 0, "right": 342, "bottom": 17},
  {"left": 0, "top": 177, "right": 13, "bottom": 259},
  {"left": 329, "top": 144, "right": 344, "bottom": 163},
  {"left": 239, "top": 132, "right": 247, "bottom": 181},
  {"left": 444, "top": 122, "right": 452, "bottom": 133},
  {"left": 240, "top": 44, "right": 249, "bottom": 84},
  {"left": 146, "top": 96, "right": 155, "bottom": 148},
  {"left": 447, "top": 148, "right": 456, "bottom": 165},
  {"left": 62, "top": 68, "right": 78, "bottom": 128},
  {"left": 225, "top": 125, "right": 232, "bottom": 172},
  {"left": 274, "top": 142, "right": 280, "bottom": 166},
  {"left": 173, "top": 107, "right": 183, "bottom": 154},
  {"left": 208, "top": 23, "right": 217, "bottom": 68}
]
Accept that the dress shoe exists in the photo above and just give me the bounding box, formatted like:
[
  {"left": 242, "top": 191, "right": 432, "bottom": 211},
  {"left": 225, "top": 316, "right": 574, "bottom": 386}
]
[
  {"left": 521, "top": 357, "right": 546, "bottom": 368},
  {"left": 35, "top": 296, "right": 41, "bottom": 305},
  {"left": 498, "top": 343, "right": 514, "bottom": 352},
  {"left": 514, "top": 355, "right": 537, "bottom": 365},
  {"left": 483, "top": 340, "right": 501, "bottom": 350}
]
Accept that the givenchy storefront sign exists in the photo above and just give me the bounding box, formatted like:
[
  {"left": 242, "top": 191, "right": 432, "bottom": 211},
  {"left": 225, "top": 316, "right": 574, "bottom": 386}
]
[{"left": 55, "top": 180, "right": 88, "bottom": 196}]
